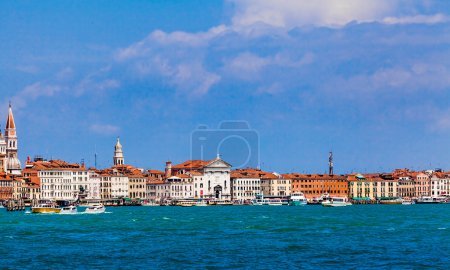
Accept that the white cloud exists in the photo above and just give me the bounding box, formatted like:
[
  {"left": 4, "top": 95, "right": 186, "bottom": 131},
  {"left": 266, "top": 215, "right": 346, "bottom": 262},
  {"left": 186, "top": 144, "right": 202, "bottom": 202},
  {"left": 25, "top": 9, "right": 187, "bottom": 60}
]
[
  {"left": 383, "top": 13, "right": 449, "bottom": 25},
  {"left": 230, "top": 0, "right": 447, "bottom": 29},
  {"left": 16, "top": 65, "right": 39, "bottom": 74},
  {"left": 116, "top": 25, "right": 228, "bottom": 61},
  {"left": 9, "top": 82, "right": 64, "bottom": 111},
  {"left": 230, "top": 0, "right": 397, "bottom": 28},
  {"left": 325, "top": 62, "right": 450, "bottom": 99},
  {"left": 89, "top": 124, "right": 120, "bottom": 135}
]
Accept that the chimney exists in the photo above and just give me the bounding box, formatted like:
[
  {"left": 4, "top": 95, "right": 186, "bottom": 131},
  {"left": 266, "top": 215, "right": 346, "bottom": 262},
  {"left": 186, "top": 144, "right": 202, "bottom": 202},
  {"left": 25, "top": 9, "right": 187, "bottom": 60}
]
[{"left": 165, "top": 161, "right": 172, "bottom": 178}]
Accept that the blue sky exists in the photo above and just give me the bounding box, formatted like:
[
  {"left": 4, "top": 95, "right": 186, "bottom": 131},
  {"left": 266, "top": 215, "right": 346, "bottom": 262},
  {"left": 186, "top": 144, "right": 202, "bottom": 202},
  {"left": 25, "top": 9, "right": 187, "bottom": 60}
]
[{"left": 1, "top": 0, "right": 450, "bottom": 173}]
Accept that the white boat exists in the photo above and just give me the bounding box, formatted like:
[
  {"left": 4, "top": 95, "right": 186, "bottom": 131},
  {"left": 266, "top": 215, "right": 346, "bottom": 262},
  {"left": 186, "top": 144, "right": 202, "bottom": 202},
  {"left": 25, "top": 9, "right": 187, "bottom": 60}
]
[
  {"left": 84, "top": 204, "right": 106, "bottom": 214},
  {"left": 322, "top": 197, "right": 352, "bottom": 207},
  {"left": 251, "top": 198, "right": 288, "bottom": 206},
  {"left": 142, "top": 201, "right": 159, "bottom": 207},
  {"left": 416, "top": 196, "right": 446, "bottom": 204},
  {"left": 60, "top": 205, "right": 77, "bottom": 214},
  {"left": 78, "top": 201, "right": 101, "bottom": 208},
  {"left": 290, "top": 192, "right": 308, "bottom": 206},
  {"left": 195, "top": 200, "right": 208, "bottom": 207}
]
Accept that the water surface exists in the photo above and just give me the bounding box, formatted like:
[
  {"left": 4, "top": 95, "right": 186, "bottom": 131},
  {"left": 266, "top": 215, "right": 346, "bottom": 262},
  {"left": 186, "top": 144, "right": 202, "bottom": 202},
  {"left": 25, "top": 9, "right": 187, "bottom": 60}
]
[{"left": 1, "top": 205, "right": 449, "bottom": 269}]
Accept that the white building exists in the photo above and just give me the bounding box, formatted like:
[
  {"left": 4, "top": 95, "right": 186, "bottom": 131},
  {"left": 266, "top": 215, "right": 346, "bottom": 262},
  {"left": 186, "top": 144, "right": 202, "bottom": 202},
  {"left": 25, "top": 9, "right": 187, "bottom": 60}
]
[
  {"left": 87, "top": 170, "right": 101, "bottom": 200},
  {"left": 146, "top": 179, "right": 170, "bottom": 203},
  {"left": 40, "top": 170, "right": 77, "bottom": 201},
  {"left": 230, "top": 169, "right": 262, "bottom": 202},
  {"left": 431, "top": 172, "right": 450, "bottom": 197},
  {"left": 167, "top": 175, "right": 194, "bottom": 199},
  {"left": 110, "top": 175, "right": 129, "bottom": 198}
]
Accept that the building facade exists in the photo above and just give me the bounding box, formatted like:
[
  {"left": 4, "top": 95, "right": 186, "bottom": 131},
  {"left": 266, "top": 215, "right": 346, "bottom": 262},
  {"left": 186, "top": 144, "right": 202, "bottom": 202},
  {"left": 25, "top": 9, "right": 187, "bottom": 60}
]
[
  {"left": 287, "top": 173, "right": 348, "bottom": 200},
  {"left": 170, "top": 156, "right": 232, "bottom": 200},
  {"left": 230, "top": 169, "right": 261, "bottom": 202}
]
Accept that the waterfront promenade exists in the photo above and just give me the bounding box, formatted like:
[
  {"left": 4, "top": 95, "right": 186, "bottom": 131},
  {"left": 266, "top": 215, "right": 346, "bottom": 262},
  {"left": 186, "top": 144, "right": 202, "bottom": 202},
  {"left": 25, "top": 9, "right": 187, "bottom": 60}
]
[{"left": 1, "top": 205, "right": 450, "bottom": 269}]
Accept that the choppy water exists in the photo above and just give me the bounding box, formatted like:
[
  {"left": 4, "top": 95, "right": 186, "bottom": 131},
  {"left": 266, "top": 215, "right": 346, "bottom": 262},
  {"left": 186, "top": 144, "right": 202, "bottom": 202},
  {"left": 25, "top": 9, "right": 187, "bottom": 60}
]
[{"left": 1, "top": 205, "right": 450, "bottom": 269}]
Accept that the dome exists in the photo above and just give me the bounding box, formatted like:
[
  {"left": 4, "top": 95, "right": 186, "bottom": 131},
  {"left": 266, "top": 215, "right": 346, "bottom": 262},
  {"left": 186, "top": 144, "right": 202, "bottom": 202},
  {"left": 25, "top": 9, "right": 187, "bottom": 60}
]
[{"left": 7, "top": 157, "right": 21, "bottom": 169}]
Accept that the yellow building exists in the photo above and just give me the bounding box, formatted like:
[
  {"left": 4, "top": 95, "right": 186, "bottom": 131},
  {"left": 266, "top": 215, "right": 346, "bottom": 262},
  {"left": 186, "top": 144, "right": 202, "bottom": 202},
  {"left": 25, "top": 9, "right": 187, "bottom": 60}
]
[{"left": 348, "top": 173, "right": 399, "bottom": 201}]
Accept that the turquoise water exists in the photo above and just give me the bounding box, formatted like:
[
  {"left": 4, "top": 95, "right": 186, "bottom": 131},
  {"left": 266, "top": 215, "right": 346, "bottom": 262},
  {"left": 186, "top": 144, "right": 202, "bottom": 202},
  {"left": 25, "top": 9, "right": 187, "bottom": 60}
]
[{"left": 1, "top": 205, "right": 450, "bottom": 269}]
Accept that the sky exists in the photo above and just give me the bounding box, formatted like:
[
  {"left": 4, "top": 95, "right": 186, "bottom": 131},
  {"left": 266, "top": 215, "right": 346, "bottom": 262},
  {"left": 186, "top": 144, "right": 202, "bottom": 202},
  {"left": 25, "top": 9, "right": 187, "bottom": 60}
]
[{"left": 1, "top": 0, "right": 450, "bottom": 174}]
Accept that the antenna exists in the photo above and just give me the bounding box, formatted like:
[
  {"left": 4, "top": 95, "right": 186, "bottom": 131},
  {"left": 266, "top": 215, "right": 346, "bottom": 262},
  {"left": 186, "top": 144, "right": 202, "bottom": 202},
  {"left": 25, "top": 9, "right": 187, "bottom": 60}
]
[
  {"left": 328, "top": 151, "right": 334, "bottom": 175},
  {"left": 94, "top": 144, "right": 97, "bottom": 169}
]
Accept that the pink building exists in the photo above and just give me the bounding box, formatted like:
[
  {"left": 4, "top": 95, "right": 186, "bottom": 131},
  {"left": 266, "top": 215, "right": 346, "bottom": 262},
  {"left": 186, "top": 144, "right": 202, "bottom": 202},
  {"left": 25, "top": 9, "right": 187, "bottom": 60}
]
[{"left": 414, "top": 172, "right": 430, "bottom": 198}]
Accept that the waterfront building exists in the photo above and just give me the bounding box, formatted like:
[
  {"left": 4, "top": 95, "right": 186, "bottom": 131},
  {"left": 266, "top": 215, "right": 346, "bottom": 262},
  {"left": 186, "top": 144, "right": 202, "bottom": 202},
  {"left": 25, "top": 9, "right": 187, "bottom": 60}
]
[
  {"left": 87, "top": 169, "right": 101, "bottom": 200},
  {"left": 169, "top": 156, "right": 232, "bottom": 200},
  {"left": 22, "top": 182, "right": 40, "bottom": 201},
  {"left": 0, "top": 172, "right": 13, "bottom": 200},
  {"left": 414, "top": 172, "right": 430, "bottom": 198},
  {"left": 111, "top": 174, "right": 128, "bottom": 198},
  {"left": 430, "top": 172, "right": 450, "bottom": 197},
  {"left": 4, "top": 104, "right": 22, "bottom": 175},
  {"left": 146, "top": 177, "right": 170, "bottom": 203},
  {"left": 260, "top": 172, "right": 291, "bottom": 197},
  {"left": 145, "top": 169, "right": 166, "bottom": 202},
  {"left": 167, "top": 174, "right": 194, "bottom": 199},
  {"left": 287, "top": 173, "right": 347, "bottom": 200},
  {"left": 30, "top": 160, "right": 88, "bottom": 201},
  {"left": 11, "top": 178, "right": 25, "bottom": 200},
  {"left": 348, "top": 174, "right": 372, "bottom": 200},
  {"left": 367, "top": 174, "right": 399, "bottom": 199},
  {"left": 394, "top": 169, "right": 416, "bottom": 198},
  {"left": 98, "top": 173, "right": 112, "bottom": 199},
  {"left": 230, "top": 169, "right": 262, "bottom": 202}
]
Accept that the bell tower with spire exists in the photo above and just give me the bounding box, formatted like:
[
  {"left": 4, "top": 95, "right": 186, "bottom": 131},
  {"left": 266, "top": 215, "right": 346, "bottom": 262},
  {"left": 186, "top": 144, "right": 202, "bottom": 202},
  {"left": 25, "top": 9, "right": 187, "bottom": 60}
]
[
  {"left": 113, "top": 137, "right": 124, "bottom": 166},
  {"left": 0, "top": 125, "right": 7, "bottom": 173},
  {"left": 5, "top": 103, "right": 22, "bottom": 175}
]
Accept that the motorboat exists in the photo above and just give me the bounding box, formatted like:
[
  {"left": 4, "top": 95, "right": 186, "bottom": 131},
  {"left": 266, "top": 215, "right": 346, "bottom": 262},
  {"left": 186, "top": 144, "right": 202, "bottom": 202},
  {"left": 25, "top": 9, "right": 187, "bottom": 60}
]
[
  {"left": 378, "top": 197, "right": 403, "bottom": 205},
  {"left": 322, "top": 197, "right": 352, "bottom": 207},
  {"left": 84, "top": 204, "right": 106, "bottom": 214},
  {"left": 60, "top": 205, "right": 77, "bottom": 214},
  {"left": 416, "top": 196, "right": 446, "bottom": 204},
  {"left": 31, "top": 203, "right": 61, "bottom": 214},
  {"left": 142, "top": 201, "right": 159, "bottom": 207},
  {"left": 309, "top": 193, "right": 331, "bottom": 205},
  {"left": 401, "top": 197, "right": 414, "bottom": 205},
  {"left": 195, "top": 200, "right": 208, "bottom": 207},
  {"left": 289, "top": 192, "right": 308, "bottom": 206},
  {"left": 78, "top": 201, "right": 102, "bottom": 208},
  {"left": 251, "top": 198, "right": 288, "bottom": 206}
]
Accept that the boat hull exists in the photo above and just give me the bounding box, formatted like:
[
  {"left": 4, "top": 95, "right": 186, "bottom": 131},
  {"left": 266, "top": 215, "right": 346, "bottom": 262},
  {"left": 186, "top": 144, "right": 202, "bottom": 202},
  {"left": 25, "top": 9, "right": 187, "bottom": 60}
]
[
  {"left": 31, "top": 207, "right": 61, "bottom": 214},
  {"left": 290, "top": 200, "right": 307, "bottom": 206},
  {"left": 85, "top": 208, "right": 105, "bottom": 214}
]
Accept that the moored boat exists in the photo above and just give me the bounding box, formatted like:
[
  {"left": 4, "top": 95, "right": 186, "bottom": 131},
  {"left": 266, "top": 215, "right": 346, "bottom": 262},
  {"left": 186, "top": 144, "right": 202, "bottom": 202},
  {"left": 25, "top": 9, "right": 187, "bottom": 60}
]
[
  {"left": 322, "top": 197, "right": 352, "bottom": 207},
  {"left": 142, "top": 201, "right": 160, "bottom": 207},
  {"left": 289, "top": 192, "right": 308, "bottom": 206},
  {"left": 195, "top": 200, "right": 208, "bottom": 207},
  {"left": 84, "top": 204, "right": 106, "bottom": 214},
  {"left": 416, "top": 196, "right": 446, "bottom": 204},
  {"left": 31, "top": 203, "right": 61, "bottom": 214},
  {"left": 378, "top": 197, "right": 403, "bottom": 205}
]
